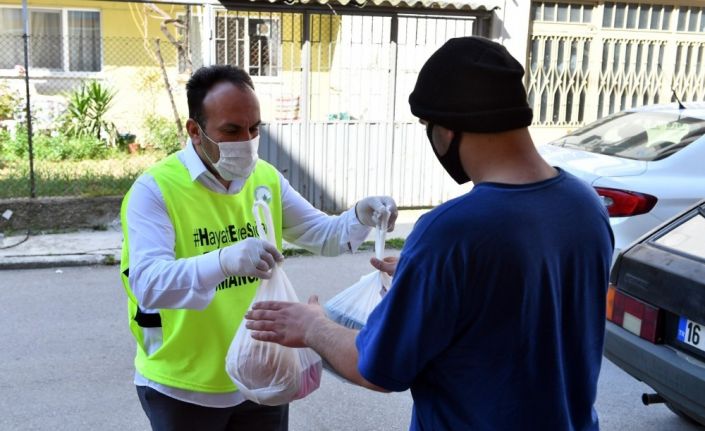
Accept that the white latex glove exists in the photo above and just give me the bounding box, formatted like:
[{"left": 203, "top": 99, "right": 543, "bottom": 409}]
[
  {"left": 355, "top": 195, "right": 398, "bottom": 232},
  {"left": 218, "top": 237, "right": 284, "bottom": 280}
]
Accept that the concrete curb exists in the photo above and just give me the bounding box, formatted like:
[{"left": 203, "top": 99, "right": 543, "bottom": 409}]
[{"left": 0, "top": 254, "right": 116, "bottom": 270}]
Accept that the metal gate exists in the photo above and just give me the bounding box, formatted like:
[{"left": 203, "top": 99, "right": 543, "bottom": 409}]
[
  {"left": 249, "top": 11, "right": 483, "bottom": 211},
  {"left": 527, "top": 1, "right": 705, "bottom": 144}
]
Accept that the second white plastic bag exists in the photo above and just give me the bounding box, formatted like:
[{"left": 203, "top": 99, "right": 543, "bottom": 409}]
[
  {"left": 225, "top": 200, "right": 323, "bottom": 406},
  {"left": 324, "top": 217, "right": 391, "bottom": 330}
]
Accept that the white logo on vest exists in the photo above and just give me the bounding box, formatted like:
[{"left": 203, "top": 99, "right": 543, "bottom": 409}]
[{"left": 254, "top": 186, "right": 272, "bottom": 203}]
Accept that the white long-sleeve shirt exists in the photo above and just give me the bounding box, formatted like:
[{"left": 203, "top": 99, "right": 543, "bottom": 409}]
[{"left": 125, "top": 140, "right": 370, "bottom": 407}]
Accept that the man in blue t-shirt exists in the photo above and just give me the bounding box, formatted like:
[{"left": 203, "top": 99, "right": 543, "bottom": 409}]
[{"left": 245, "top": 37, "right": 614, "bottom": 430}]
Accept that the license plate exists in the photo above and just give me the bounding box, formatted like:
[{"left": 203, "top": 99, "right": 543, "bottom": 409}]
[{"left": 677, "top": 316, "right": 705, "bottom": 352}]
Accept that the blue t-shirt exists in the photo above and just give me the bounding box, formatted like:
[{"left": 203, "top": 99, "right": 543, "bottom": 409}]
[{"left": 356, "top": 169, "right": 614, "bottom": 431}]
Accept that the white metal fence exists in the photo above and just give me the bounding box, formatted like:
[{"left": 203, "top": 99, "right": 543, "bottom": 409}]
[{"left": 259, "top": 121, "right": 471, "bottom": 213}]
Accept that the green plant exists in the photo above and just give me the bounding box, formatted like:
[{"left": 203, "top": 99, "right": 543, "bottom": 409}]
[
  {"left": 1, "top": 127, "right": 29, "bottom": 160},
  {"left": 142, "top": 114, "right": 183, "bottom": 155},
  {"left": 63, "top": 81, "right": 118, "bottom": 148},
  {"left": 40, "top": 134, "right": 110, "bottom": 161},
  {"left": 0, "top": 129, "right": 11, "bottom": 160},
  {"left": 0, "top": 127, "right": 113, "bottom": 162},
  {"left": 0, "top": 81, "right": 21, "bottom": 120}
]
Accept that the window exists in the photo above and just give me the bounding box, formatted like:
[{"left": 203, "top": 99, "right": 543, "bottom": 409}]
[
  {"left": 677, "top": 7, "right": 705, "bottom": 33},
  {"left": 68, "top": 11, "right": 100, "bottom": 72},
  {"left": 549, "top": 111, "right": 705, "bottom": 161},
  {"left": 531, "top": 3, "right": 593, "bottom": 24},
  {"left": 214, "top": 11, "right": 280, "bottom": 77},
  {"left": 602, "top": 3, "right": 672, "bottom": 31},
  {"left": 655, "top": 213, "right": 705, "bottom": 260},
  {"left": 0, "top": 7, "right": 101, "bottom": 72}
]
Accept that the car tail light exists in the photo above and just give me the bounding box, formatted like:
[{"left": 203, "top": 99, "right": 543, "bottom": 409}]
[
  {"left": 594, "top": 187, "right": 657, "bottom": 217},
  {"left": 606, "top": 284, "right": 662, "bottom": 343}
]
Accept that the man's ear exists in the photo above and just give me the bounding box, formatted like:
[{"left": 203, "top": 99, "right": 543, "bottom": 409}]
[{"left": 185, "top": 118, "right": 201, "bottom": 146}]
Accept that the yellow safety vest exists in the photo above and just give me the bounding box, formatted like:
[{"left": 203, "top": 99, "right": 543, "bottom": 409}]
[{"left": 120, "top": 155, "right": 282, "bottom": 393}]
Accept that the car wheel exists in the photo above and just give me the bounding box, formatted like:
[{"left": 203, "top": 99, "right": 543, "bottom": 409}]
[{"left": 666, "top": 403, "right": 705, "bottom": 428}]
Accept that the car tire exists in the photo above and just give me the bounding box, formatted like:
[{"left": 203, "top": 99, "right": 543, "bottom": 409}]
[{"left": 666, "top": 403, "right": 705, "bottom": 428}]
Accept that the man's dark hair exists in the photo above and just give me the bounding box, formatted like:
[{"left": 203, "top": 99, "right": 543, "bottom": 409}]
[{"left": 186, "top": 65, "right": 255, "bottom": 127}]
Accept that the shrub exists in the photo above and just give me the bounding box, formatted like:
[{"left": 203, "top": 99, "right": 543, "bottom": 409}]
[
  {"left": 0, "top": 81, "right": 21, "bottom": 120},
  {"left": 142, "top": 115, "right": 183, "bottom": 155},
  {"left": 40, "top": 134, "right": 111, "bottom": 161},
  {"left": 0, "top": 127, "right": 113, "bottom": 161},
  {"left": 62, "top": 81, "right": 118, "bottom": 148}
]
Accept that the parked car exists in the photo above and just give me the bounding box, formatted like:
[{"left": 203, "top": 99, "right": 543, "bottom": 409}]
[
  {"left": 605, "top": 199, "right": 705, "bottom": 426},
  {"left": 537, "top": 103, "right": 705, "bottom": 258}
]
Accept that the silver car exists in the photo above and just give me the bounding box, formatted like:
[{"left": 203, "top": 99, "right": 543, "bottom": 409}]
[{"left": 538, "top": 103, "right": 705, "bottom": 258}]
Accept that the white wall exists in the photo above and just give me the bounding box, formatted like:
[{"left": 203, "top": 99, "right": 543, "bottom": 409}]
[{"left": 490, "top": 0, "right": 531, "bottom": 70}]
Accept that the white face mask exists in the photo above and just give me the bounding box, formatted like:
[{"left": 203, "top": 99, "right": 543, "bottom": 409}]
[{"left": 199, "top": 125, "right": 259, "bottom": 182}]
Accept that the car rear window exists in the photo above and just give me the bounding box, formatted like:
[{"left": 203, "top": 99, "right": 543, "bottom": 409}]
[
  {"left": 549, "top": 111, "right": 705, "bottom": 161},
  {"left": 654, "top": 211, "right": 705, "bottom": 260}
]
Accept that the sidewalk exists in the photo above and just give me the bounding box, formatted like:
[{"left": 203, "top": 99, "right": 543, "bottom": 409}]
[{"left": 0, "top": 209, "right": 428, "bottom": 270}]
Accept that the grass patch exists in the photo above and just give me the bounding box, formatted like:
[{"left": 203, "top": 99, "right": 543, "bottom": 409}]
[
  {"left": 0, "top": 154, "right": 161, "bottom": 198},
  {"left": 358, "top": 237, "right": 406, "bottom": 251},
  {"left": 283, "top": 238, "right": 406, "bottom": 258}
]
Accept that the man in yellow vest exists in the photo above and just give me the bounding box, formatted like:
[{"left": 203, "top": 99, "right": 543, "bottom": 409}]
[{"left": 120, "top": 65, "right": 397, "bottom": 430}]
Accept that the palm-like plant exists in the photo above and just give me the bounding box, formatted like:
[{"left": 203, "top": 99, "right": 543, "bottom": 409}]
[{"left": 64, "top": 81, "right": 118, "bottom": 148}]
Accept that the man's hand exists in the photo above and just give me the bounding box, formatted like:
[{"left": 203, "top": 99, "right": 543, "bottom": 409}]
[
  {"left": 245, "top": 295, "right": 326, "bottom": 348},
  {"left": 370, "top": 256, "right": 399, "bottom": 276},
  {"left": 355, "top": 196, "right": 398, "bottom": 232},
  {"left": 247, "top": 295, "right": 391, "bottom": 393},
  {"left": 219, "top": 237, "right": 284, "bottom": 280}
]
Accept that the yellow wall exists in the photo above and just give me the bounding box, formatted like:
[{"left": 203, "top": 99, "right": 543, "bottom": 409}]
[
  {"left": 0, "top": 0, "right": 177, "bottom": 38},
  {"left": 0, "top": 1, "right": 343, "bottom": 71}
]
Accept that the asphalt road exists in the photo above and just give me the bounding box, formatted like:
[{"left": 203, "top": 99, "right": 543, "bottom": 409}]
[{"left": 0, "top": 252, "right": 701, "bottom": 430}]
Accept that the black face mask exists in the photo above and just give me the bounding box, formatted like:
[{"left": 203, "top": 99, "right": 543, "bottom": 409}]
[{"left": 426, "top": 123, "right": 471, "bottom": 184}]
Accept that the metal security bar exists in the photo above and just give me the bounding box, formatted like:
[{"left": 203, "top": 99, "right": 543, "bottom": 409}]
[{"left": 528, "top": 1, "right": 705, "bottom": 140}]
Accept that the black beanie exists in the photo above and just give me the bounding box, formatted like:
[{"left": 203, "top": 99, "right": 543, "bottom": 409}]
[{"left": 408, "top": 37, "right": 533, "bottom": 133}]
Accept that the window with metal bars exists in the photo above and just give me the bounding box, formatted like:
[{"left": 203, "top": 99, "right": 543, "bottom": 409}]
[{"left": 214, "top": 12, "right": 280, "bottom": 77}]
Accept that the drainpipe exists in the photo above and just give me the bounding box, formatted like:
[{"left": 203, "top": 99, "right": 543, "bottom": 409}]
[{"left": 389, "top": 15, "right": 399, "bottom": 199}]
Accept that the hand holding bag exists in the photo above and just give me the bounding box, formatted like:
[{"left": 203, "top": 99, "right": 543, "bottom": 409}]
[
  {"left": 324, "top": 216, "right": 392, "bottom": 330},
  {"left": 225, "top": 200, "right": 323, "bottom": 406}
]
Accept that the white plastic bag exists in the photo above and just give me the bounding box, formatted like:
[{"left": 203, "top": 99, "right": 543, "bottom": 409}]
[
  {"left": 225, "top": 200, "right": 323, "bottom": 406},
  {"left": 324, "top": 217, "right": 391, "bottom": 330}
]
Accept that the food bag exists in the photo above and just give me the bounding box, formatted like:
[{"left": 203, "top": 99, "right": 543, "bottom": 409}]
[
  {"left": 324, "top": 217, "right": 392, "bottom": 330},
  {"left": 225, "top": 200, "right": 323, "bottom": 406}
]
